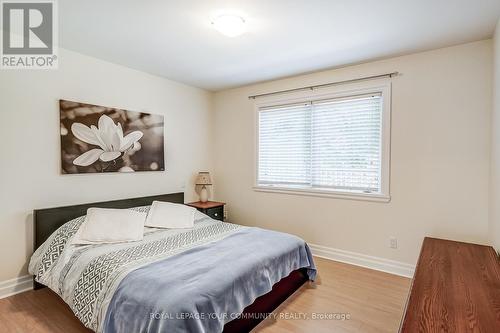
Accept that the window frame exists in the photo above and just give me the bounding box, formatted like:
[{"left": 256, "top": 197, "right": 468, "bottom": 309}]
[{"left": 253, "top": 79, "right": 392, "bottom": 202}]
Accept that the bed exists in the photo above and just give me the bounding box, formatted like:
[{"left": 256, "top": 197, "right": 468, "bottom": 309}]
[{"left": 29, "top": 193, "right": 316, "bottom": 333}]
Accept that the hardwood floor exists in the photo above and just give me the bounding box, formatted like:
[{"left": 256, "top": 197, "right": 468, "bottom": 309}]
[
  {"left": 0, "top": 257, "right": 410, "bottom": 333},
  {"left": 254, "top": 257, "right": 411, "bottom": 333},
  {"left": 0, "top": 287, "right": 92, "bottom": 333}
]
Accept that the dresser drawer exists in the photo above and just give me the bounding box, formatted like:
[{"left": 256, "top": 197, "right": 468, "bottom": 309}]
[{"left": 206, "top": 206, "right": 224, "bottom": 221}]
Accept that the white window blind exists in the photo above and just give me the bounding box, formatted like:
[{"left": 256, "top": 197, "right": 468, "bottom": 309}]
[
  {"left": 258, "top": 103, "right": 311, "bottom": 186},
  {"left": 258, "top": 93, "right": 383, "bottom": 194}
]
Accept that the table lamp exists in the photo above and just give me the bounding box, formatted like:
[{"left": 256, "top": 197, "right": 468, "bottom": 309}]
[{"left": 195, "top": 172, "right": 212, "bottom": 203}]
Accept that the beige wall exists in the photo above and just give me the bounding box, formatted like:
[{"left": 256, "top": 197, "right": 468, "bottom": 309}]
[
  {"left": 492, "top": 20, "right": 500, "bottom": 253},
  {"left": 213, "top": 40, "right": 492, "bottom": 266},
  {"left": 0, "top": 49, "right": 213, "bottom": 282}
]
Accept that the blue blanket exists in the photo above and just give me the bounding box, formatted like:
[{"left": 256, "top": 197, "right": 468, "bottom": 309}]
[{"left": 103, "top": 227, "right": 316, "bottom": 333}]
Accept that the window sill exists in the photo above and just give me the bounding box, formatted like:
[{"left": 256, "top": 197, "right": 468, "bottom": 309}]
[{"left": 253, "top": 186, "right": 391, "bottom": 203}]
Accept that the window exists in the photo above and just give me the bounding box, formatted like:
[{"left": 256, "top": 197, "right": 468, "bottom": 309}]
[{"left": 255, "top": 82, "right": 391, "bottom": 201}]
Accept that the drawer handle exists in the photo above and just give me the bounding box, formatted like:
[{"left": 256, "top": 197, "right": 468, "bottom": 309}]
[{"left": 214, "top": 213, "right": 218, "bottom": 216}]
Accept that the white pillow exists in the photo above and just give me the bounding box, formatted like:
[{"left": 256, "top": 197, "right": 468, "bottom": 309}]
[
  {"left": 145, "top": 201, "right": 195, "bottom": 229},
  {"left": 73, "top": 208, "right": 146, "bottom": 245}
]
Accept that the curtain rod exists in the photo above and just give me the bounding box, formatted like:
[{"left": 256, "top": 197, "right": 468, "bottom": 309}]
[{"left": 248, "top": 71, "right": 399, "bottom": 100}]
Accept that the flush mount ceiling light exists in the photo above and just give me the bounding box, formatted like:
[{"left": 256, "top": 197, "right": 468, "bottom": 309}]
[{"left": 211, "top": 14, "right": 246, "bottom": 37}]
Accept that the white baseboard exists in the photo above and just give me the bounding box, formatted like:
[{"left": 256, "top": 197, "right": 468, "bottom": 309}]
[
  {"left": 0, "top": 275, "right": 33, "bottom": 299},
  {"left": 309, "top": 243, "right": 415, "bottom": 278}
]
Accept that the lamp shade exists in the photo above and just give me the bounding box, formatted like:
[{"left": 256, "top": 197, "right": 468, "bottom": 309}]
[{"left": 195, "top": 172, "right": 212, "bottom": 185}]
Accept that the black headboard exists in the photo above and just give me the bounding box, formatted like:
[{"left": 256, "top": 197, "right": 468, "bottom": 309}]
[{"left": 33, "top": 192, "right": 184, "bottom": 252}]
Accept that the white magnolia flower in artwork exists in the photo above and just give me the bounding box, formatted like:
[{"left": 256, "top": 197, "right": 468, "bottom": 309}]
[{"left": 71, "top": 114, "right": 143, "bottom": 167}]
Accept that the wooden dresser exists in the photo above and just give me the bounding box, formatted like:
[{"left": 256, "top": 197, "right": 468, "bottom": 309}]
[{"left": 400, "top": 237, "right": 500, "bottom": 332}]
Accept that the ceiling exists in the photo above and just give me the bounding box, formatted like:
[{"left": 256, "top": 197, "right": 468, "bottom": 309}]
[{"left": 59, "top": 0, "right": 500, "bottom": 91}]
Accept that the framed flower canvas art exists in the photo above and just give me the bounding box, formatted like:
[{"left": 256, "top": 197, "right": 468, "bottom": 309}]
[{"left": 60, "top": 99, "right": 165, "bottom": 174}]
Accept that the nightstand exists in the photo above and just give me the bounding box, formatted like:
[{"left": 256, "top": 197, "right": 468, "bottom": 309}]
[{"left": 187, "top": 201, "right": 225, "bottom": 221}]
